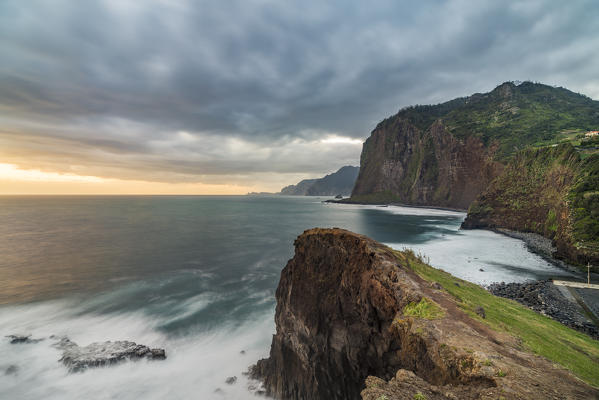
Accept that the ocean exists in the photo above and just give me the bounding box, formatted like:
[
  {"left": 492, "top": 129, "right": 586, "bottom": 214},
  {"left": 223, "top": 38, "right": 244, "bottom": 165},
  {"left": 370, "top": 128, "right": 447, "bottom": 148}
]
[{"left": 0, "top": 195, "right": 575, "bottom": 399}]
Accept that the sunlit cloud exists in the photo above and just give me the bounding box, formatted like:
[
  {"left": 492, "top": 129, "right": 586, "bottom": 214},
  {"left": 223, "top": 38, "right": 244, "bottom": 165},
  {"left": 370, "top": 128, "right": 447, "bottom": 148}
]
[
  {"left": 320, "top": 135, "right": 364, "bottom": 145},
  {"left": 1, "top": 0, "right": 598, "bottom": 193},
  {"left": 0, "top": 163, "right": 105, "bottom": 183}
]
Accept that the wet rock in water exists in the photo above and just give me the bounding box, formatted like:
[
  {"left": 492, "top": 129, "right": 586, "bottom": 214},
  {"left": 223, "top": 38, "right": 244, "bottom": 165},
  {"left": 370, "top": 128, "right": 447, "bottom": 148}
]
[
  {"left": 479, "top": 268, "right": 485, "bottom": 272},
  {"left": 53, "top": 337, "right": 166, "bottom": 372},
  {"left": 240, "top": 350, "right": 246, "bottom": 355},
  {"left": 6, "top": 334, "right": 42, "bottom": 344},
  {"left": 475, "top": 306, "right": 486, "bottom": 319},
  {"left": 4, "top": 365, "right": 18, "bottom": 375},
  {"left": 150, "top": 348, "right": 166, "bottom": 359},
  {"left": 225, "top": 376, "right": 237, "bottom": 384}
]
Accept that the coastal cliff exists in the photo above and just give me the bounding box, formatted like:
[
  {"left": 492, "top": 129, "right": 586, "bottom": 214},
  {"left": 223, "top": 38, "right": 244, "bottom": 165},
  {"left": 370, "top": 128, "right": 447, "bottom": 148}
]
[
  {"left": 251, "top": 228, "right": 599, "bottom": 399},
  {"left": 350, "top": 81, "right": 599, "bottom": 209},
  {"left": 462, "top": 144, "right": 599, "bottom": 268},
  {"left": 351, "top": 119, "right": 502, "bottom": 209}
]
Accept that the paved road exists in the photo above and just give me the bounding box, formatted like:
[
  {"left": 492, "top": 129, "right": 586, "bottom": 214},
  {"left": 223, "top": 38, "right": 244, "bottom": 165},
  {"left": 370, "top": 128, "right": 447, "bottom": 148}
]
[{"left": 576, "top": 287, "right": 599, "bottom": 322}]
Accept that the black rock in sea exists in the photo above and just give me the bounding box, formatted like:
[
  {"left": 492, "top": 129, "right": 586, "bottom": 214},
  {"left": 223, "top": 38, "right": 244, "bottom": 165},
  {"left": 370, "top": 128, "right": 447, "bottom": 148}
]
[
  {"left": 6, "top": 334, "right": 42, "bottom": 344},
  {"left": 53, "top": 336, "right": 166, "bottom": 372}
]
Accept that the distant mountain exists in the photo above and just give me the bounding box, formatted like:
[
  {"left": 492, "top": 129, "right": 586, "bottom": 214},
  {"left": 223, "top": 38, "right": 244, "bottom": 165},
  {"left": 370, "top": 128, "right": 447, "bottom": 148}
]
[{"left": 280, "top": 166, "right": 359, "bottom": 196}]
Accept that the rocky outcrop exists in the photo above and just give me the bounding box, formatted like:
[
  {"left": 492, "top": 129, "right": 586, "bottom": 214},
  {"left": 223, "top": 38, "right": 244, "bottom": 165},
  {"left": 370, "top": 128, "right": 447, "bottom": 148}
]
[
  {"left": 53, "top": 337, "right": 166, "bottom": 372},
  {"left": 251, "top": 228, "right": 599, "bottom": 400},
  {"left": 351, "top": 119, "right": 502, "bottom": 209},
  {"left": 281, "top": 166, "right": 359, "bottom": 196}
]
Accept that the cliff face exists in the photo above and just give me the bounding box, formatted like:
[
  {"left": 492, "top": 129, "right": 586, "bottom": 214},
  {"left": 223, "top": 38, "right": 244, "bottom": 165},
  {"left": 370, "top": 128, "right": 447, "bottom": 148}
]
[
  {"left": 251, "top": 228, "right": 599, "bottom": 400},
  {"left": 350, "top": 81, "right": 599, "bottom": 209},
  {"left": 281, "top": 166, "right": 359, "bottom": 196},
  {"left": 462, "top": 144, "right": 599, "bottom": 267},
  {"left": 351, "top": 119, "right": 502, "bottom": 209}
]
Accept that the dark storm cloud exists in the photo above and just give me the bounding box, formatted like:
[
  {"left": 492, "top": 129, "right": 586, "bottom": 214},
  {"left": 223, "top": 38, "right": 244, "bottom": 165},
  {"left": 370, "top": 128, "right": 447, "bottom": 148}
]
[{"left": 1, "top": 0, "right": 598, "bottom": 185}]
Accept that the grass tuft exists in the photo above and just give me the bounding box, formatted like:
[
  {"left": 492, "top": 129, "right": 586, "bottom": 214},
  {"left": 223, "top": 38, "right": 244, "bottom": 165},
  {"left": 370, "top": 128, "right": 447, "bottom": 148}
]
[{"left": 403, "top": 297, "right": 445, "bottom": 320}]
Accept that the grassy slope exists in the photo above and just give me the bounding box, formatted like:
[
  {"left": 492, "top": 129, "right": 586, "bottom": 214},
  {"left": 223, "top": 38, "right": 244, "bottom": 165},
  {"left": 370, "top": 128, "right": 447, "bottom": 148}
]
[
  {"left": 396, "top": 81, "right": 599, "bottom": 160},
  {"left": 395, "top": 250, "right": 599, "bottom": 387}
]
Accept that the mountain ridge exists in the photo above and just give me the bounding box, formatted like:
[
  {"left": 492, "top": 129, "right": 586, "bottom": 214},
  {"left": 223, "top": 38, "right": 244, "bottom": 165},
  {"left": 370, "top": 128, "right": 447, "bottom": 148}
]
[{"left": 280, "top": 165, "right": 359, "bottom": 196}]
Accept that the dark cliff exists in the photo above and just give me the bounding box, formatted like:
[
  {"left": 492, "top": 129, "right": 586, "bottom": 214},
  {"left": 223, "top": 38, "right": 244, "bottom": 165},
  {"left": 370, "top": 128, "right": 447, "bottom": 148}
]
[
  {"left": 281, "top": 166, "right": 359, "bottom": 196},
  {"left": 251, "top": 228, "right": 599, "bottom": 399},
  {"left": 351, "top": 120, "right": 503, "bottom": 209},
  {"left": 462, "top": 144, "right": 599, "bottom": 268},
  {"left": 350, "top": 81, "right": 599, "bottom": 209}
]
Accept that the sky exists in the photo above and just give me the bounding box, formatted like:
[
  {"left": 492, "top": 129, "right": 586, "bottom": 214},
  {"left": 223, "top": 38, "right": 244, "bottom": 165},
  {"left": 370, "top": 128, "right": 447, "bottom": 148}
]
[{"left": 1, "top": 0, "right": 599, "bottom": 194}]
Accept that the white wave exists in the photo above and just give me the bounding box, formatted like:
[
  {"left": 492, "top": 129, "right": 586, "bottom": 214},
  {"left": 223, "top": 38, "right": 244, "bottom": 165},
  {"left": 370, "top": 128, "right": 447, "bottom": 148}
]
[
  {"left": 332, "top": 203, "right": 466, "bottom": 217},
  {"left": 0, "top": 297, "right": 274, "bottom": 400},
  {"left": 386, "top": 229, "right": 576, "bottom": 285}
]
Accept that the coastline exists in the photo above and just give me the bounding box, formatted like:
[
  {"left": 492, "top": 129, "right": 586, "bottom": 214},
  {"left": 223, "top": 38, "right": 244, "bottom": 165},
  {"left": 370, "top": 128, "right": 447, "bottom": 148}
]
[
  {"left": 323, "top": 198, "right": 467, "bottom": 213},
  {"left": 326, "top": 198, "right": 589, "bottom": 277},
  {"left": 491, "top": 228, "right": 595, "bottom": 277}
]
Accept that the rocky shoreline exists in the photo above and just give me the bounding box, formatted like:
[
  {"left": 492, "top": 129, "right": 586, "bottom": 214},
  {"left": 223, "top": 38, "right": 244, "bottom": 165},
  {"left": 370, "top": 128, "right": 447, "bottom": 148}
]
[
  {"left": 493, "top": 228, "right": 587, "bottom": 275},
  {"left": 487, "top": 280, "right": 599, "bottom": 340}
]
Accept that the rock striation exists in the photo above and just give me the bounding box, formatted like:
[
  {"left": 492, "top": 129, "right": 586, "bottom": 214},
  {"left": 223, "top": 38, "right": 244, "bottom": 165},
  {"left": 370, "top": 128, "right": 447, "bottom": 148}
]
[
  {"left": 53, "top": 337, "right": 166, "bottom": 372},
  {"left": 352, "top": 119, "right": 502, "bottom": 209},
  {"left": 251, "top": 228, "right": 599, "bottom": 400}
]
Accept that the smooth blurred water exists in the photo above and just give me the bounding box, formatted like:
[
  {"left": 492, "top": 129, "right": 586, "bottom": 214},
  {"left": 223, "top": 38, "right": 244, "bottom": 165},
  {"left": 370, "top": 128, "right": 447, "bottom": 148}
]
[{"left": 0, "top": 195, "right": 576, "bottom": 399}]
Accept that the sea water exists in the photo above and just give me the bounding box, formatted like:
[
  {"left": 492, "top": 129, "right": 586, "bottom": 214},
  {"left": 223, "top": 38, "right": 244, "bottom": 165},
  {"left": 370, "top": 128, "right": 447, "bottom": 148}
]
[{"left": 0, "top": 196, "right": 575, "bottom": 399}]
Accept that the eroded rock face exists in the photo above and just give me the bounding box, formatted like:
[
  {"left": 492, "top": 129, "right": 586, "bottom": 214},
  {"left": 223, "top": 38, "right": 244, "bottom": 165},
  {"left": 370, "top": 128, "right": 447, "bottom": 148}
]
[
  {"left": 53, "top": 337, "right": 166, "bottom": 372},
  {"left": 251, "top": 228, "right": 599, "bottom": 400},
  {"left": 251, "top": 229, "right": 489, "bottom": 399},
  {"left": 351, "top": 119, "right": 502, "bottom": 209}
]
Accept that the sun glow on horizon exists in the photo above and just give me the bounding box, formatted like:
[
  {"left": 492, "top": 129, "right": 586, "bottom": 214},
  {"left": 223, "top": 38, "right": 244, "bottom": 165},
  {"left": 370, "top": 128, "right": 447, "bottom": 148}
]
[
  {"left": 0, "top": 163, "right": 255, "bottom": 195},
  {"left": 0, "top": 163, "right": 106, "bottom": 183}
]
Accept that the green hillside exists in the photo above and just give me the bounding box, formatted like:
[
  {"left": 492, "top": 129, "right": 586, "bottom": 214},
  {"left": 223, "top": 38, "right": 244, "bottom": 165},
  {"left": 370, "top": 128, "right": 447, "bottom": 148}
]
[{"left": 388, "top": 81, "right": 599, "bottom": 159}]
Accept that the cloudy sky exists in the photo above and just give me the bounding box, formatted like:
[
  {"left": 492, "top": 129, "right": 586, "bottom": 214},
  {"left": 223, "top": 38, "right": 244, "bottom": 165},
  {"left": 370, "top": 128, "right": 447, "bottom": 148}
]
[{"left": 1, "top": 0, "right": 599, "bottom": 194}]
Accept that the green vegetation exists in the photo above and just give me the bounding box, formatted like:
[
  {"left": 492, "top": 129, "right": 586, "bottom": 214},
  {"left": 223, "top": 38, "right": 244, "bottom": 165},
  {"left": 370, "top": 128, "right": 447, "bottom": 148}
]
[
  {"left": 396, "top": 249, "right": 599, "bottom": 387},
  {"left": 465, "top": 143, "right": 599, "bottom": 264},
  {"left": 388, "top": 81, "right": 599, "bottom": 160},
  {"left": 402, "top": 297, "right": 445, "bottom": 319},
  {"left": 545, "top": 209, "right": 558, "bottom": 234},
  {"left": 569, "top": 153, "right": 599, "bottom": 251},
  {"left": 413, "top": 393, "right": 427, "bottom": 400},
  {"left": 376, "top": 395, "right": 388, "bottom": 400}
]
